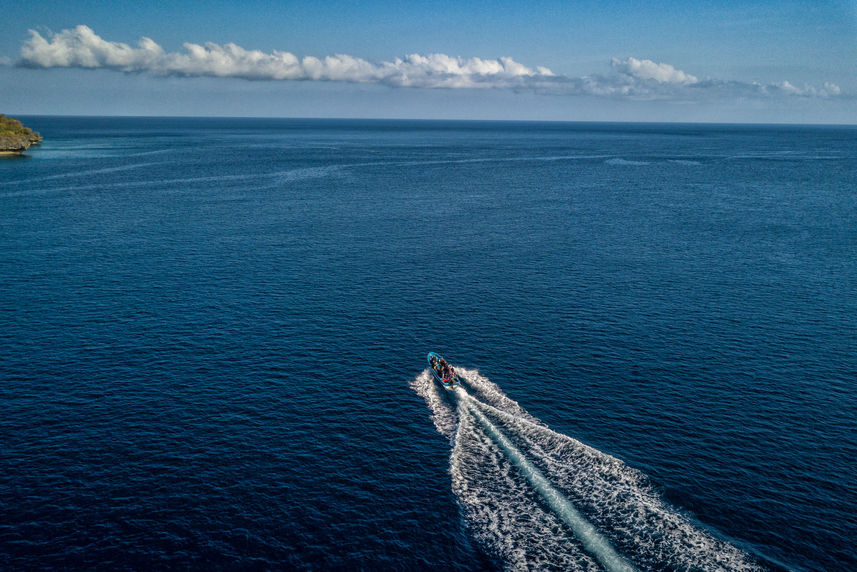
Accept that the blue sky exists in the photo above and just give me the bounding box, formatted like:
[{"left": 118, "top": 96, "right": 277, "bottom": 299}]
[{"left": 2, "top": 1, "right": 856, "bottom": 123}]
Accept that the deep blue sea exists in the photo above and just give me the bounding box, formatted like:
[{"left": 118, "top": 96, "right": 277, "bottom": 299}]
[{"left": 1, "top": 117, "right": 855, "bottom": 571}]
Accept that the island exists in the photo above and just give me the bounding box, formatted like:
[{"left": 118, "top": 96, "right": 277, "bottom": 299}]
[{"left": 0, "top": 114, "right": 43, "bottom": 155}]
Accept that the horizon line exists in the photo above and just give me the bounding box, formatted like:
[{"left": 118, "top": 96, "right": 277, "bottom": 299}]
[{"left": 7, "top": 113, "right": 857, "bottom": 129}]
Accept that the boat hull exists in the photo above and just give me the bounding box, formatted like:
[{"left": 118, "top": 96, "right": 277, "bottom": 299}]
[{"left": 427, "top": 352, "right": 459, "bottom": 389}]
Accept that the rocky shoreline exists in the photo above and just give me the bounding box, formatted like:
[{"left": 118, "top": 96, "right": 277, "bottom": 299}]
[{"left": 0, "top": 114, "right": 42, "bottom": 155}]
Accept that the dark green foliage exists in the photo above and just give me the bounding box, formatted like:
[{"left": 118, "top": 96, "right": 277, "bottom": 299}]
[{"left": 0, "top": 114, "right": 42, "bottom": 152}]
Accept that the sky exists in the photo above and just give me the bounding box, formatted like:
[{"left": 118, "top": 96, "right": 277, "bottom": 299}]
[{"left": 2, "top": 1, "right": 856, "bottom": 123}]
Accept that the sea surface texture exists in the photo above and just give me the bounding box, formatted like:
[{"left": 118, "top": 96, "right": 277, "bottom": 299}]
[{"left": 1, "top": 118, "right": 855, "bottom": 570}]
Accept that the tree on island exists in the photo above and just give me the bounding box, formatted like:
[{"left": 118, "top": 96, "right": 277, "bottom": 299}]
[{"left": 0, "top": 114, "right": 43, "bottom": 153}]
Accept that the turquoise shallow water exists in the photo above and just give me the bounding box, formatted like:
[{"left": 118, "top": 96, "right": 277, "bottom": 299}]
[{"left": 1, "top": 117, "right": 856, "bottom": 570}]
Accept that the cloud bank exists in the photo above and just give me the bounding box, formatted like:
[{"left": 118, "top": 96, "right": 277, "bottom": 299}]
[
  {"left": 17, "top": 26, "right": 841, "bottom": 100},
  {"left": 18, "top": 25, "right": 554, "bottom": 89}
]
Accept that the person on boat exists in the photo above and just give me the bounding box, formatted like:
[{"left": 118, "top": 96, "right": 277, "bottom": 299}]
[{"left": 430, "top": 355, "right": 438, "bottom": 370}]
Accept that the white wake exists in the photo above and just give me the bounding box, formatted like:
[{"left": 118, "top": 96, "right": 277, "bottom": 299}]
[{"left": 411, "top": 368, "right": 764, "bottom": 571}]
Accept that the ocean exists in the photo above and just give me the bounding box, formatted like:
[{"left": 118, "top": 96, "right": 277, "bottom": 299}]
[{"left": 1, "top": 117, "right": 855, "bottom": 570}]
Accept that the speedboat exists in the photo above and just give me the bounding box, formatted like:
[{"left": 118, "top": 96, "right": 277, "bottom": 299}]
[{"left": 427, "top": 352, "right": 459, "bottom": 389}]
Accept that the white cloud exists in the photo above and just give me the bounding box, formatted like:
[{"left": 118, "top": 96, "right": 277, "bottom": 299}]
[
  {"left": 16, "top": 26, "right": 842, "bottom": 101},
  {"left": 612, "top": 57, "right": 698, "bottom": 85},
  {"left": 18, "top": 26, "right": 554, "bottom": 89},
  {"left": 767, "top": 80, "right": 841, "bottom": 97}
]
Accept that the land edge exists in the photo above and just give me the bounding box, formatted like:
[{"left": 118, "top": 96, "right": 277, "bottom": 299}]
[{"left": 0, "top": 114, "right": 43, "bottom": 155}]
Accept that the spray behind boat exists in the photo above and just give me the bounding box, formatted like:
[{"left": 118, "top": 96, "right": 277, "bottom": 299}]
[{"left": 410, "top": 366, "right": 767, "bottom": 571}]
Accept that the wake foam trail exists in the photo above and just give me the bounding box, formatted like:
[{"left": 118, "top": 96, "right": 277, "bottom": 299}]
[
  {"left": 462, "top": 392, "right": 634, "bottom": 572},
  {"left": 409, "top": 370, "right": 458, "bottom": 439},
  {"left": 411, "top": 368, "right": 765, "bottom": 571}
]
